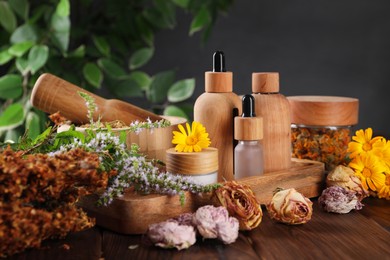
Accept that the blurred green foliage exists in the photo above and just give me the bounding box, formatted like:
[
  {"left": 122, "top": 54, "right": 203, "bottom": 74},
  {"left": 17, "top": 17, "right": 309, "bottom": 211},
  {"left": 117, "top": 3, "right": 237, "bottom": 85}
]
[{"left": 0, "top": 0, "right": 233, "bottom": 142}]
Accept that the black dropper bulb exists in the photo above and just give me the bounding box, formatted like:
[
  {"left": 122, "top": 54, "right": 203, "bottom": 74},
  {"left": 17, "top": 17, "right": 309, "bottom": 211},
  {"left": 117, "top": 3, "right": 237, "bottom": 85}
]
[
  {"left": 241, "top": 94, "right": 256, "bottom": 118},
  {"left": 213, "top": 51, "right": 226, "bottom": 72}
]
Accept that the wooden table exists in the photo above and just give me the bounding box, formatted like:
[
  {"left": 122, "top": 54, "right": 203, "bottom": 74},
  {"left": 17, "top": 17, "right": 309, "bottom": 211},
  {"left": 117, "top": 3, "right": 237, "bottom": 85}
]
[{"left": 6, "top": 197, "right": 390, "bottom": 260}]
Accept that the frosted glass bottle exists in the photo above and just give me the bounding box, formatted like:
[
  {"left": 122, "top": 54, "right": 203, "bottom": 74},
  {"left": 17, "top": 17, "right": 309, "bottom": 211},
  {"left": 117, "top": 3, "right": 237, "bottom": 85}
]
[
  {"left": 234, "top": 94, "right": 264, "bottom": 179},
  {"left": 235, "top": 140, "right": 264, "bottom": 178}
]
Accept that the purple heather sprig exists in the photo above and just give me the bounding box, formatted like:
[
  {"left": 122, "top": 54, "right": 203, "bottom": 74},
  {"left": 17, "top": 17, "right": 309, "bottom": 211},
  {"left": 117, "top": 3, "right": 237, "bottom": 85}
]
[
  {"left": 129, "top": 118, "right": 171, "bottom": 135},
  {"left": 98, "top": 153, "right": 220, "bottom": 206},
  {"left": 48, "top": 131, "right": 126, "bottom": 160},
  {"left": 50, "top": 92, "right": 218, "bottom": 206},
  {"left": 50, "top": 127, "right": 219, "bottom": 206},
  {"left": 78, "top": 91, "right": 99, "bottom": 127}
]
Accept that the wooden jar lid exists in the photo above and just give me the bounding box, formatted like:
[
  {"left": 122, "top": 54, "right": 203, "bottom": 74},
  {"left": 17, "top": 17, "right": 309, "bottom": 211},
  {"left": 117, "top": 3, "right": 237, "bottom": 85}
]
[
  {"left": 234, "top": 117, "right": 263, "bottom": 140},
  {"left": 287, "top": 96, "right": 359, "bottom": 126},
  {"left": 252, "top": 72, "right": 279, "bottom": 93},
  {"left": 166, "top": 148, "right": 218, "bottom": 175},
  {"left": 205, "top": 72, "right": 233, "bottom": 92}
]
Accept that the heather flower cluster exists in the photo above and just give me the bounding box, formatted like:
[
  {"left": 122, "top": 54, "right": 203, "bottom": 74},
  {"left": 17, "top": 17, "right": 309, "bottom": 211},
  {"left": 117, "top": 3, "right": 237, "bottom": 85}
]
[
  {"left": 347, "top": 128, "right": 390, "bottom": 199},
  {"left": 78, "top": 91, "right": 171, "bottom": 134},
  {"left": 98, "top": 152, "right": 220, "bottom": 206},
  {"left": 129, "top": 118, "right": 171, "bottom": 134},
  {"left": 49, "top": 127, "right": 218, "bottom": 206},
  {"left": 47, "top": 92, "right": 217, "bottom": 205},
  {"left": 78, "top": 91, "right": 98, "bottom": 127},
  {"left": 49, "top": 131, "right": 126, "bottom": 159}
]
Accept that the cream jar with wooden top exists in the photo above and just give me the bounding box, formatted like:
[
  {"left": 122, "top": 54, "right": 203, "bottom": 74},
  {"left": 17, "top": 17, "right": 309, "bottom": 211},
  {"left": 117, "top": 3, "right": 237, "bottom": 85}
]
[
  {"left": 287, "top": 96, "right": 359, "bottom": 170},
  {"left": 165, "top": 148, "right": 218, "bottom": 185}
]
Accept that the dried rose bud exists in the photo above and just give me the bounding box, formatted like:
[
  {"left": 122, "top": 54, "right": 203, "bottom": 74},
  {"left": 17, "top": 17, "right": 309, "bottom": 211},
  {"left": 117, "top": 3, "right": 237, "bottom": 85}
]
[
  {"left": 215, "top": 181, "right": 262, "bottom": 230},
  {"left": 192, "top": 205, "right": 239, "bottom": 244},
  {"left": 267, "top": 188, "right": 313, "bottom": 225},
  {"left": 326, "top": 165, "right": 369, "bottom": 201},
  {"left": 172, "top": 212, "right": 194, "bottom": 226},
  {"left": 147, "top": 220, "right": 196, "bottom": 250},
  {"left": 318, "top": 186, "right": 363, "bottom": 214}
]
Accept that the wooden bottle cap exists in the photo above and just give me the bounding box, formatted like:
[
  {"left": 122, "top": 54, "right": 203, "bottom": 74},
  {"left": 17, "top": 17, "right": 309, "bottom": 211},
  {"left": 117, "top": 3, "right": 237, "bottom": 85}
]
[
  {"left": 234, "top": 117, "right": 263, "bottom": 140},
  {"left": 205, "top": 72, "right": 233, "bottom": 92},
  {"left": 252, "top": 72, "right": 280, "bottom": 93},
  {"left": 166, "top": 148, "right": 218, "bottom": 175},
  {"left": 287, "top": 96, "right": 359, "bottom": 126}
]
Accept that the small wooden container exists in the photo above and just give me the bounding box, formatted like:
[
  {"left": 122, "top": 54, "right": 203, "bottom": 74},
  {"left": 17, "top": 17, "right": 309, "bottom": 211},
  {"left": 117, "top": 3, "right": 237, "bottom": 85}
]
[
  {"left": 287, "top": 96, "right": 359, "bottom": 170},
  {"left": 165, "top": 147, "right": 218, "bottom": 185}
]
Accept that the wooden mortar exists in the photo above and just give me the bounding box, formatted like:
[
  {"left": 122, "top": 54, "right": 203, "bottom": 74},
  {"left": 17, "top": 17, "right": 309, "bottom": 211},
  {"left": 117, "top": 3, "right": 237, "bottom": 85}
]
[{"left": 31, "top": 73, "right": 163, "bottom": 124}]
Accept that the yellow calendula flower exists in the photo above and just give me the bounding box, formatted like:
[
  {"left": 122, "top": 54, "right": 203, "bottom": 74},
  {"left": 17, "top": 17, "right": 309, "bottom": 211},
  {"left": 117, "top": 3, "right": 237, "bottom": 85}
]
[
  {"left": 172, "top": 121, "right": 211, "bottom": 152},
  {"left": 348, "top": 128, "right": 383, "bottom": 158},
  {"left": 380, "top": 139, "right": 390, "bottom": 170},
  {"left": 349, "top": 153, "right": 386, "bottom": 192},
  {"left": 377, "top": 173, "right": 390, "bottom": 200},
  {"left": 347, "top": 128, "right": 384, "bottom": 159}
]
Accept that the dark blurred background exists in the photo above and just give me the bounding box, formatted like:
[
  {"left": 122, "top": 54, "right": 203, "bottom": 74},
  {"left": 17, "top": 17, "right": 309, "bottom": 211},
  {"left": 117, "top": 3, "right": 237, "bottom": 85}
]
[{"left": 145, "top": 0, "right": 390, "bottom": 138}]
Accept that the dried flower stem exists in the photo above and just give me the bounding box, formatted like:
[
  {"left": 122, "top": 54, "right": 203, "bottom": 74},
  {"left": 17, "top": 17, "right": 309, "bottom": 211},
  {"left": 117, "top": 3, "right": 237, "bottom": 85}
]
[{"left": 78, "top": 91, "right": 99, "bottom": 127}]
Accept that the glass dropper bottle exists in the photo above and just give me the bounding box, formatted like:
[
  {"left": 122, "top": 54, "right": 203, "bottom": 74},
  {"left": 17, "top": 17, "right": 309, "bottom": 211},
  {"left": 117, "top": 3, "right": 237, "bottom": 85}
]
[{"left": 234, "top": 94, "right": 264, "bottom": 179}]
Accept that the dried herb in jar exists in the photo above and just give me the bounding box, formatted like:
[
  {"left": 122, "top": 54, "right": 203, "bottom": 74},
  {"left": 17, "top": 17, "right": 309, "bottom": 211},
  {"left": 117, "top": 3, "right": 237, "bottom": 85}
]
[
  {"left": 287, "top": 96, "right": 359, "bottom": 171},
  {"left": 291, "top": 126, "right": 351, "bottom": 170}
]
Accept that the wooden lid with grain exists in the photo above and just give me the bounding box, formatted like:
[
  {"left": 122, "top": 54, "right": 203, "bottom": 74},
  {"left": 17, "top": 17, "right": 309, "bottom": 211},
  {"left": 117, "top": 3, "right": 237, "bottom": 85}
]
[
  {"left": 166, "top": 147, "right": 218, "bottom": 175},
  {"left": 287, "top": 95, "right": 359, "bottom": 126},
  {"left": 205, "top": 72, "right": 233, "bottom": 92},
  {"left": 234, "top": 117, "right": 263, "bottom": 140},
  {"left": 252, "top": 72, "right": 280, "bottom": 93}
]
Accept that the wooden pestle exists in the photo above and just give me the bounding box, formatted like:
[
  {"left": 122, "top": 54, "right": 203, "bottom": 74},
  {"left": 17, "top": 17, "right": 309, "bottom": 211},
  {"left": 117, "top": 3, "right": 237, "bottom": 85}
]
[{"left": 31, "top": 73, "right": 163, "bottom": 125}]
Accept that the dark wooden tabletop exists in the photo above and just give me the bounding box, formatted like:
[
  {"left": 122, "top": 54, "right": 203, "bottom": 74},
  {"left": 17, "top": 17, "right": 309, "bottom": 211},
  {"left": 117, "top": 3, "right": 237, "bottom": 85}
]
[{"left": 6, "top": 197, "right": 390, "bottom": 260}]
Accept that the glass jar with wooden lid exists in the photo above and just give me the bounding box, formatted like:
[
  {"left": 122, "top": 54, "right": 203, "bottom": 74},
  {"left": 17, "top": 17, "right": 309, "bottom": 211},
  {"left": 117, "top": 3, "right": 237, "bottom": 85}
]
[{"left": 287, "top": 96, "right": 359, "bottom": 170}]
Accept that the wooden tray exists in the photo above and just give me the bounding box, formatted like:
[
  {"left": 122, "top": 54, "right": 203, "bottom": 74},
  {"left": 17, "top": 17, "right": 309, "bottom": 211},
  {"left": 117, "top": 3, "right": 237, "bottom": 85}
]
[{"left": 78, "top": 159, "right": 325, "bottom": 234}]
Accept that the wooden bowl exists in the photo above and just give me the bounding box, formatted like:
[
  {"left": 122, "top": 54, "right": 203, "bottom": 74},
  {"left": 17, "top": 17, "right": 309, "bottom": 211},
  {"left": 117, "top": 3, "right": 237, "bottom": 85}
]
[{"left": 57, "top": 116, "right": 187, "bottom": 162}]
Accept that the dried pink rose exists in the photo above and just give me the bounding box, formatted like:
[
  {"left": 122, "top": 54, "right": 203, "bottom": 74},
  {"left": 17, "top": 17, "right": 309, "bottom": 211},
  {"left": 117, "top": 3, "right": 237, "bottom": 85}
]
[
  {"left": 318, "top": 186, "right": 364, "bottom": 214},
  {"left": 147, "top": 220, "right": 196, "bottom": 250},
  {"left": 326, "top": 165, "right": 369, "bottom": 201},
  {"left": 192, "top": 205, "right": 239, "bottom": 244},
  {"left": 266, "top": 188, "right": 313, "bottom": 225},
  {"left": 215, "top": 181, "right": 263, "bottom": 231},
  {"left": 172, "top": 212, "right": 194, "bottom": 226}
]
